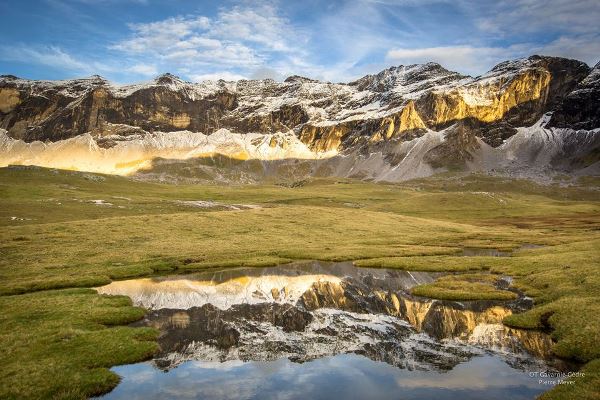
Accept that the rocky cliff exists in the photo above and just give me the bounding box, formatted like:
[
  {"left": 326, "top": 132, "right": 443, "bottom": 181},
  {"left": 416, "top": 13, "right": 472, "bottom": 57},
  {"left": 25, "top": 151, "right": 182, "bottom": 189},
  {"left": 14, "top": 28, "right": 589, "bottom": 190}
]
[{"left": 0, "top": 55, "right": 598, "bottom": 181}]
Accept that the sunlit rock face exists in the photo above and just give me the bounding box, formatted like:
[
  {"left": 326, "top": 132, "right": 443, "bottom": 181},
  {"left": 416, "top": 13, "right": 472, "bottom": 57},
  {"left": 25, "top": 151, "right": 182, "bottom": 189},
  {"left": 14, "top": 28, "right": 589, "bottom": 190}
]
[
  {"left": 97, "top": 262, "right": 561, "bottom": 372},
  {"left": 0, "top": 129, "right": 329, "bottom": 175},
  {"left": 1, "top": 55, "right": 597, "bottom": 180}
]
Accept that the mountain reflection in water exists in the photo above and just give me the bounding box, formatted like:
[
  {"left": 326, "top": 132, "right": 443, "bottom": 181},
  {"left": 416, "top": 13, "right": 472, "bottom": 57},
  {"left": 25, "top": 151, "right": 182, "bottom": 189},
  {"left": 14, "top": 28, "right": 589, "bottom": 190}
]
[{"left": 96, "top": 261, "right": 569, "bottom": 400}]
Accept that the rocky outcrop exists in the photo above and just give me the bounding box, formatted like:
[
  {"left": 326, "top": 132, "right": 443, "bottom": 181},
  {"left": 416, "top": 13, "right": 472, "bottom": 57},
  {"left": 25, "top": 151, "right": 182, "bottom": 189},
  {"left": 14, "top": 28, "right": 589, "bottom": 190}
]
[
  {"left": 413, "top": 56, "right": 590, "bottom": 146},
  {"left": 424, "top": 120, "right": 481, "bottom": 168},
  {"left": 549, "top": 62, "right": 600, "bottom": 130},
  {"left": 0, "top": 88, "right": 20, "bottom": 113},
  {"left": 1, "top": 55, "right": 598, "bottom": 180},
  {"left": 0, "top": 74, "right": 238, "bottom": 142},
  {"left": 1, "top": 56, "right": 594, "bottom": 148}
]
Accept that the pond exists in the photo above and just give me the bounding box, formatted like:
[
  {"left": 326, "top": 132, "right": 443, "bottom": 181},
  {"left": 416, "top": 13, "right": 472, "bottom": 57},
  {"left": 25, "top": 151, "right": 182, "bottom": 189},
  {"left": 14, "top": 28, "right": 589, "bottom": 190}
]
[{"left": 95, "top": 261, "right": 573, "bottom": 400}]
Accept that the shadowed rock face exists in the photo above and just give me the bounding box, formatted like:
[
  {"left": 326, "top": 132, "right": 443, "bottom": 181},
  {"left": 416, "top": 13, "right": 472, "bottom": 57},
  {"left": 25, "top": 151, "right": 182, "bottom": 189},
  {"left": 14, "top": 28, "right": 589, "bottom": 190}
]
[
  {"left": 0, "top": 76, "right": 238, "bottom": 142},
  {"left": 549, "top": 62, "right": 600, "bottom": 130},
  {"left": 98, "top": 261, "right": 565, "bottom": 373},
  {"left": 0, "top": 56, "right": 593, "bottom": 150}
]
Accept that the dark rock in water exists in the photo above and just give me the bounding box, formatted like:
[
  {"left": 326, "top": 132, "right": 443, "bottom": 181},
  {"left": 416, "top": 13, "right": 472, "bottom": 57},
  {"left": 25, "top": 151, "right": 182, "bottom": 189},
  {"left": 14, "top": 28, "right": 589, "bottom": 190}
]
[
  {"left": 228, "top": 303, "right": 313, "bottom": 332},
  {"left": 136, "top": 304, "right": 242, "bottom": 351},
  {"left": 300, "top": 278, "right": 397, "bottom": 315},
  {"left": 420, "top": 302, "right": 473, "bottom": 340},
  {"left": 301, "top": 281, "right": 352, "bottom": 311},
  {"left": 137, "top": 302, "right": 313, "bottom": 357}
]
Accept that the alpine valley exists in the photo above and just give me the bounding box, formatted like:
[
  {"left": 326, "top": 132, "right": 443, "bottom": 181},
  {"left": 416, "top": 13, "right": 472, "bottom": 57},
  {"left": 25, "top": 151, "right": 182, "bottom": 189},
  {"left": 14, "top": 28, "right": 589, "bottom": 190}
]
[{"left": 2, "top": 54, "right": 600, "bottom": 400}]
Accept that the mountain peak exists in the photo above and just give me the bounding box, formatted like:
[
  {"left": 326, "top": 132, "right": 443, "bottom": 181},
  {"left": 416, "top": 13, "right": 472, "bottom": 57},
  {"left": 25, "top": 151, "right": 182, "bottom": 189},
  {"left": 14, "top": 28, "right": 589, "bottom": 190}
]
[
  {"left": 0, "top": 74, "right": 20, "bottom": 81},
  {"left": 284, "top": 75, "right": 319, "bottom": 84},
  {"left": 488, "top": 55, "right": 589, "bottom": 74},
  {"left": 155, "top": 73, "right": 184, "bottom": 85},
  {"left": 350, "top": 62, "right": 465, "bottom": 92}
]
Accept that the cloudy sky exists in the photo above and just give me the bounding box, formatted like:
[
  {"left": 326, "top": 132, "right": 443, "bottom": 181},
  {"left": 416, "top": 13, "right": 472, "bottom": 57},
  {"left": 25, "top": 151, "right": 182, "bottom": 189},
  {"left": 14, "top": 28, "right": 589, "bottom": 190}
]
[{"left": 0, "top": 0, "right": 598, "bottom": 83}]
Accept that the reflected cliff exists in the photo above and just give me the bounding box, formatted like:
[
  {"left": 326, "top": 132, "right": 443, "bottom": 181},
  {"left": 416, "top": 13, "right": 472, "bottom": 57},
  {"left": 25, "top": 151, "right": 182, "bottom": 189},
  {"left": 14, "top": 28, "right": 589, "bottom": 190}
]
[{"left": 98, "top": 261, "right": 560, "bottom": 373}]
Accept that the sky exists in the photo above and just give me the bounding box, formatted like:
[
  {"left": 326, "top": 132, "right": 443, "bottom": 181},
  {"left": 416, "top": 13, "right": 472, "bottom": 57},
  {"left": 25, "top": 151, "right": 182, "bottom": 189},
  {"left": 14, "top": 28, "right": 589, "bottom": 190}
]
[{"left": 0, "top": 0, "right": 598, "bottom": 83}]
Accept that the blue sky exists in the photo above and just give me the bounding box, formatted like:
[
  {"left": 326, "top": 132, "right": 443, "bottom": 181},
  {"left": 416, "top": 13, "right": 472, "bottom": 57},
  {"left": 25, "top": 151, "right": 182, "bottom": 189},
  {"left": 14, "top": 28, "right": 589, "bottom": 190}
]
[{"left": 0, "top": 0, "right": 598, "bottom": 83}]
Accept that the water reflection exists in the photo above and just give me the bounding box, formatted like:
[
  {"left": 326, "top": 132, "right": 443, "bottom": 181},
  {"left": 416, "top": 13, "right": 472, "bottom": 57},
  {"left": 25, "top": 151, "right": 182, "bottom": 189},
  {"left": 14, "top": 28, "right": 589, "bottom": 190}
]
[
  {"left": 103, "top": 355, "right": 554, "bottom": 400},
  {"left": 97, "top": 261, "right": 439, "bottom": 310},
  {"left": 96, "top": 261, "right": 568, "bottom": 399}
]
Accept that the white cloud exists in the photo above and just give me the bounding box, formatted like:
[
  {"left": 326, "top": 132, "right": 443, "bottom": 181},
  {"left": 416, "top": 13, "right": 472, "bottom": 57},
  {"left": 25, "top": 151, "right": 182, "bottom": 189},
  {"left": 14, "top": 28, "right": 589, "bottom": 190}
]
[
  {"left": 0, "top": 45, "right": 115, "bottom": 76},
  {"left": 12, "top": 0, "right": 599, "bottom": 83},
  {"left": 209, "top": 5, "right": 300, "bottom": 52},
  {"left": 385, "top": 45, "right": 526, "bottom": 76},
  {"left": 1, "top": 45, "right": 87, "bottom": 71},
  {"left": 189, "top": 71, "right": 248, "bottom": 82},
  {"left": 475, "top": 0, "right": 600, "bottom": 35},
  {"left": 128, "top": 63, "right": 158, "bottom": 76},
  {"left": 383, "top": 0, "right": 600, "bottom": 75},
  {"left": 385, "top": 36, "right": 600, "bottom": 77},
  {"left": 110, "top": 3, "right": 304, "bottom": 79},
  {"left": 534, "top": 35, "right": 600, "bottom": 67},
  {"left": 112, "top": 16, "right": 212, "bottom": 54}
]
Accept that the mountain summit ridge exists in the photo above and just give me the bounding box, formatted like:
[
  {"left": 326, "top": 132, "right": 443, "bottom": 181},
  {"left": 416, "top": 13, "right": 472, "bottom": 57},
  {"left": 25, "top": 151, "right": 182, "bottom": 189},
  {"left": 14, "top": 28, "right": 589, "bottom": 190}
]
[{"left": 0, "top": 55, "right": 598, "bottom": 182}]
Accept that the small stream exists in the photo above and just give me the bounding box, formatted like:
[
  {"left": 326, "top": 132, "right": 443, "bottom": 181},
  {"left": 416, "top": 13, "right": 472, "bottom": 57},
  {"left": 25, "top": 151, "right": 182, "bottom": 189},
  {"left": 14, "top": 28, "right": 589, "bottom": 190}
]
[{"left": 95, "top": 261, "right": 574, "bottom": 400}]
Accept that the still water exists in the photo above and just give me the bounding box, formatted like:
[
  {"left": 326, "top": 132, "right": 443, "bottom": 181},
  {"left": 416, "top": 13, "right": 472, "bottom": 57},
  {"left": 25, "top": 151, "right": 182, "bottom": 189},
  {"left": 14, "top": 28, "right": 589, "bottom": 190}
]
[{"left": 96, "top": 261, "right": 571, "bottom": 400}]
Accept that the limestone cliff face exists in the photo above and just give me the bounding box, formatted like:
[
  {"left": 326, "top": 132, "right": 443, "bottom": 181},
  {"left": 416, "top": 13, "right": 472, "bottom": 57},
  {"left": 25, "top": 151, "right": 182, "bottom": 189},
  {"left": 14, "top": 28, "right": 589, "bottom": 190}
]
[
  {"left": 418, "top": 68, "right": 550, "bottom": 127},
  {"left": 299, "top": 123, "right": 353, "bottom": 153},
  {"left": 298, "top": 102, "right": 428, "bottom": 152},
  {"left": 0, "top": 88, "right": 20, "bottom": 113},
  {"left": 413, "top": 57, "right": 590, "bottom": 146},
  {"left": 0, "top": 55, "right": 596, "bottom": 163},
  {"left": 224, "top": 103, "right": 309, "bottom": 134},
  {"left": 0, "top": 74, "right": 238, "bottom": 142}
]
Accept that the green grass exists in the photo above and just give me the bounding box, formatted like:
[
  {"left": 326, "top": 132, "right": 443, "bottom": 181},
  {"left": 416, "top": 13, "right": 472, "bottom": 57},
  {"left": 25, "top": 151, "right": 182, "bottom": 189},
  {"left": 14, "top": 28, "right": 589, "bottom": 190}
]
[
  {"left": 0, "top": 289, "right": 158, "bottom": 400},
  {"left": 354, "top": 255, "right": 504, "bottom": 272},
  {"left": 0, "top": 166, "right": 599, "bottom": 399},
  {"left": 412, "top": 281, "right": 517, "bottom": 300},
  {"left": 410, "top": 273, "right": 518, "bottom": 301},
  {"left": 538, "top": 359, "right": 600, "bottom": 400}
]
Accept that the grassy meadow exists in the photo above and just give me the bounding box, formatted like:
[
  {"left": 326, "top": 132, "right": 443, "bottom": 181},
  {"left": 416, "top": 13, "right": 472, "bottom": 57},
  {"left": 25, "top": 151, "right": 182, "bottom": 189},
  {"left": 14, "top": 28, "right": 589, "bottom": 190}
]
[{"left": 0, "top": 166, "right": 599, "bottom": 399}]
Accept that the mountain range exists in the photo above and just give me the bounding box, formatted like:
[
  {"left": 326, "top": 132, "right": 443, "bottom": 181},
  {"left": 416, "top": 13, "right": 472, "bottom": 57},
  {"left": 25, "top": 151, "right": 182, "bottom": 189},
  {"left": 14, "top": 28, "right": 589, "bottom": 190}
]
[{"left": 1, "top": 55, "right": 598, "bottom": 182}]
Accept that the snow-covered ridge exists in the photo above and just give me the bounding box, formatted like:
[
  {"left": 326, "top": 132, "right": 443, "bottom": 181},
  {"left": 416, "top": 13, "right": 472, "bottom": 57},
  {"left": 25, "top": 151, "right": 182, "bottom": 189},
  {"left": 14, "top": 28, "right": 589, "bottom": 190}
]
[{"left": 0, "top": 58, "right": 541, "bottom": 126}]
